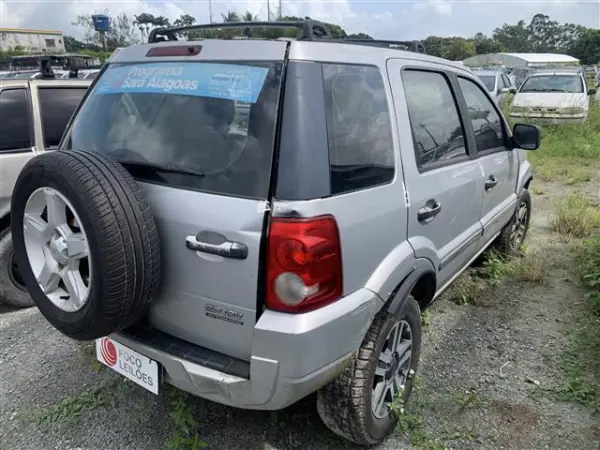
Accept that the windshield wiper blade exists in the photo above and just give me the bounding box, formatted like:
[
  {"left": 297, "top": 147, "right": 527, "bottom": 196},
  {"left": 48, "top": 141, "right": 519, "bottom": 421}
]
[{"left": 119, "top": 160, "right": 205, "bottom": 177}]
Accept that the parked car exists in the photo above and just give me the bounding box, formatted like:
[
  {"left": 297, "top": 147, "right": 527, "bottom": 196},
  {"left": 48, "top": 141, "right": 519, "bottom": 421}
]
[
  {"left": 510, "top": 71, "right": 596, "bottom": 124},
  {"left": 475, "top": 70, "right": 517, "bottom": 104},
  {"left": 0, "top": 77, "right": 91, "bottom": 308},
  {"left": 9, "top": 20, "right": 539, "bottom": 446}
]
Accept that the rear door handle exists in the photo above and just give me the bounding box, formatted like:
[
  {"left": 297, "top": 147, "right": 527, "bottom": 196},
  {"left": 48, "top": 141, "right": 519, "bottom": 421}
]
[
  {"left": 418, "top": 200, "right": 442, "bottom": 223},
  {"left": 185, "top": 234, "right": 248, "bottom": 260},
  {"left": 485, "top": 175, "right": 498, "bottom": 191}
]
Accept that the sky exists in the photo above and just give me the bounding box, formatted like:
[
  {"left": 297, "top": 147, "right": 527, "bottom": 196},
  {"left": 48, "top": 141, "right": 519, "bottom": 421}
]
[{"left": 1, "top": 0, "right": 599, "bottom": 41}]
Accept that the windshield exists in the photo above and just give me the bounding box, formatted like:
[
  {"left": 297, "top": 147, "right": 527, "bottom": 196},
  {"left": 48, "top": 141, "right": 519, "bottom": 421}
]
[
  {"left": 63, "top": 61, "right": 283, "bottom": 199},
  {"left": 520, "top": 75, "right": 584, "bottom": 93},
  {"left": 477, "top": 75, "right": 496, "bottom": 92}
]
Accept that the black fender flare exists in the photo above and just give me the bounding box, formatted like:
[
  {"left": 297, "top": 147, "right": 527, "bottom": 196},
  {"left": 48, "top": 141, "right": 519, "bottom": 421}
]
[{"left": 385, "top": 258, "right": 436, "bottom": 317}]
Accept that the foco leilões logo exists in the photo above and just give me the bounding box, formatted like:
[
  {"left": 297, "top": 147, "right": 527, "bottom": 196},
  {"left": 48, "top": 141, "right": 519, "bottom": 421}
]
[{"left": 100, "top": 337, "right": 118, "bottom": 366}]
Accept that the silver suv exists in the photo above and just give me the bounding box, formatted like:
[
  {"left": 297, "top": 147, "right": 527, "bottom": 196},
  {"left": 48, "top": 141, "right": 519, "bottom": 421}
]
[{"left": 9, "top": 20, "right": 539, "bottom": 446}]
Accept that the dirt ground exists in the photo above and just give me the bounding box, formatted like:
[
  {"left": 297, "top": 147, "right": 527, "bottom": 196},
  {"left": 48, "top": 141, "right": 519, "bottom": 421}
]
[{"left": 1, "top": 177, "right": 599, "bottom": 450}]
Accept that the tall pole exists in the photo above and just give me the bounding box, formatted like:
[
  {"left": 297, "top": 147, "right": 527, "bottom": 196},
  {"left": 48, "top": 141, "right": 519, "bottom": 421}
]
[
  {"left": 278, "top": 0, "right": 282, "bottom": 18},
  {"left": 208, "top": 0, "right": 213, "bottom": 23},
  {"left": 267, "top": 0, "right": 270, "bottom": 21}
]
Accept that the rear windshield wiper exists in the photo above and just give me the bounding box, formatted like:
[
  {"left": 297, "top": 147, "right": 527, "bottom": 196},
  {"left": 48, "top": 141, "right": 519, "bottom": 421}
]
[{"left": 119, "top": 160, "right": 205, "bottom": 177}]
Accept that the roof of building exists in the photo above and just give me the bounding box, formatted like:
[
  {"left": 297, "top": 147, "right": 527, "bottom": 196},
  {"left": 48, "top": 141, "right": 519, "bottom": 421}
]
[
  {"left": 0, "top": 27, "right": 63, "bottom": 35},
  {"left": 499, "top": 53, "right": 579, "bottom": 63},
  {"left": 462, "top": 52, "right": 580, "bottom": 68}
]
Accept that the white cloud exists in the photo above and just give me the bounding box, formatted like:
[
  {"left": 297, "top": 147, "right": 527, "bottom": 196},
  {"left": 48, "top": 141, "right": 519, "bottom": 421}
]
[
  {"left": 431, "top": 0, "right": 452, "bottom": 16},
  {"left": 0, "top": 0, "right": 597, "bottom": 42}
]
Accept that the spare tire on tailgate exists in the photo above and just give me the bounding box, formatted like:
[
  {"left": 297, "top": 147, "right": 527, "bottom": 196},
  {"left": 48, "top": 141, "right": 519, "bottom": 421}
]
[{"left": 11, "top": 150, "right": 161, "bottom": 340}]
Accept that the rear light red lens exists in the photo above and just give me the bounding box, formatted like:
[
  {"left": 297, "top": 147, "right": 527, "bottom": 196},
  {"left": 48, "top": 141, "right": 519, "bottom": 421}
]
[
  {"left": 146, "top": 46, "right": 202, "bottom": 57},
  {"left": 266, "top": 215, "right": 343, "bottom": 313}
]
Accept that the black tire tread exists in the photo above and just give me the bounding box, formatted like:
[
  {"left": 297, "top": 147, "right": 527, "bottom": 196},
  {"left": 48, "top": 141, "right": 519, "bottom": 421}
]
[
  {"left": 495, "top": 189, "right": 532, "bottom": 256},
  {"left": 11, "top": 150, "right": 161, "bottom": 339},
  {"left": 0, "top": 229, "right": 35, "bottom": 308},
  {"left": 317, "top": 297, "right": 422, "bottom": 446}
]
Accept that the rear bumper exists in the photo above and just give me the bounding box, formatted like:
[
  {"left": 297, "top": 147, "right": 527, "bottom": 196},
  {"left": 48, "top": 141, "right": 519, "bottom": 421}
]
[{"left": 111, "top": 288, "right": 382, "bottom": 410}]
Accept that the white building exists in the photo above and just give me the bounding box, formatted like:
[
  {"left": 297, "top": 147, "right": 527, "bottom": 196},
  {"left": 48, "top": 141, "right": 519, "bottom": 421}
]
[{"left": 0, "top": 28, "right": 66, "bottom": 53}]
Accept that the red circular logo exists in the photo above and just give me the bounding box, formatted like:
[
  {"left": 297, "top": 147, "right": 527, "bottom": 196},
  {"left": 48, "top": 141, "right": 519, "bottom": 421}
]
[{"left": 100, "top": 338, "right": 117, "bottom": 366}]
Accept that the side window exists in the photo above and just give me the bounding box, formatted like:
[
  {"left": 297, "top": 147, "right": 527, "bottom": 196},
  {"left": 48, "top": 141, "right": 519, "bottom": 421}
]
[
  {"left": 458, "top": 77, "right": 506, "bottom": 154},
  {"left": 38, "top": 88, "right": 87, "bottom": 148},
  {"left": 0, "top": 89, "right": 31, "bottom": 151},
  {"left": 402, "top": 70, "right": 468, "bottom": 170},
  {"left": 323, "top": 63, "right": 394, "bottom": 195}
]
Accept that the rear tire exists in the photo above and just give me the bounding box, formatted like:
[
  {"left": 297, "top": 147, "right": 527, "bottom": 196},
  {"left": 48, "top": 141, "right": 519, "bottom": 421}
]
[
  {"left": 317, "top": 296, "right": 422, "bottom": 446},
  {"left": 11, "top": 150, "right": 161, "bottom": 340},
  {"left": 0, "top": 229, "right": 35, "bottom": 308}
]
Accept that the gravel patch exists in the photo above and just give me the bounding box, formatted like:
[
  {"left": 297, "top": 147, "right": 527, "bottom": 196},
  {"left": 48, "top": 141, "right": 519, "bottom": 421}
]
[{"left": 1, "top": 179, "right": 599, "bottom": 450}]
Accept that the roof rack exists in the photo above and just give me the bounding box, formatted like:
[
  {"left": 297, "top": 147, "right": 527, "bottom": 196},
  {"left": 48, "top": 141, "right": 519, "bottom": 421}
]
[
  {"left": 147, "top": 18, "right": 427, "bottom": 55},
  {"left": 337, "top": 39, "right": 426, "bottom": 54},
  {"left": 39, "top": 56, "right": 55, "bottom": 79},
  {"left": 148, "top": 19, "right": 332, "bottom": 43}
]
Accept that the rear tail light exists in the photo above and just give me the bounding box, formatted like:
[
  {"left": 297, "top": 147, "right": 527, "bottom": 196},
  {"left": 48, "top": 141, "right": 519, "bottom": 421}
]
[{"left": 266, "top": 215, "right": 343, "bottom": 313}]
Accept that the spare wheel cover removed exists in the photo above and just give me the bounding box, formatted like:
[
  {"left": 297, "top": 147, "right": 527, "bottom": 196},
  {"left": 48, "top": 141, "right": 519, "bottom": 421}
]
[{"left": 11, "top": 150, "right": 161, "bottom": 340}]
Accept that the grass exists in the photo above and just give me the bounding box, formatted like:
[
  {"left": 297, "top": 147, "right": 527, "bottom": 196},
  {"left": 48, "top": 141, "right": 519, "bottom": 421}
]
[
  {"left": 168, "top": 389, "right": 208, "bottom": 450},
  {"left": 551, "top": 194, "right": 600, "bottom": 238},
  {"left": 551, "top": 234, "right": 600, "bottom": 413},
  {"left": 526, "top": 103, "right": 600, "bottom": 185},
  {"left": 20, "top": 379, "right": 123, "bottom": 424}
]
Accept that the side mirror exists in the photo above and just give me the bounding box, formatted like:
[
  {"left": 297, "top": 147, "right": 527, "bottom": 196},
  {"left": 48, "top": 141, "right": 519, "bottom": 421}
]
[
  {"left": 588, "top": 89, "right": 597, "bottom": 96},
  {"left": 512, "top": 123, "right": 540, "bottom": 151},
  {"left": 509, "top": 87, "right": 517, "bottom": 95}
]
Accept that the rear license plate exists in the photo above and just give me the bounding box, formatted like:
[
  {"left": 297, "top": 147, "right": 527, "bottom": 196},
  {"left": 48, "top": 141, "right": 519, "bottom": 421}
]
[{"left": 96, "top": 337, "right": 159, "bottom": 394}]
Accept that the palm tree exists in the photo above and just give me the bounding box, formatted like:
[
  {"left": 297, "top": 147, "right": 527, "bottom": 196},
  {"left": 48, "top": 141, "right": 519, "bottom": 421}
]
[
  {"left": 241, "top": 11, "right": 258, "bottom": 22},
  {"left": 221, "top": 11, "right": 241, "bottom": 23}
]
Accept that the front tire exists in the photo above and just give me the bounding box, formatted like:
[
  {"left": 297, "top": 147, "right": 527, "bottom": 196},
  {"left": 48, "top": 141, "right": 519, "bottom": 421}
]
[
  {"left": 317, "top": 296, "right": 422, "bottom": 446},
  {"left": 495, "top": 189, "right": 532, "bottom": 256}
]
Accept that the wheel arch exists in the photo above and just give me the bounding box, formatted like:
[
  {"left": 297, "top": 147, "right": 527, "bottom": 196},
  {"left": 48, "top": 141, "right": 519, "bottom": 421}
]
[{"left": 385, "top": 258, "right": 436, "bottom": 317}]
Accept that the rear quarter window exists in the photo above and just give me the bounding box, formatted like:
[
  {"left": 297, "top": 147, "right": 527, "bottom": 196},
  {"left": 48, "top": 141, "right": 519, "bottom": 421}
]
[{"left": 323, "top": 64, "right": 395, "bottom": 195}]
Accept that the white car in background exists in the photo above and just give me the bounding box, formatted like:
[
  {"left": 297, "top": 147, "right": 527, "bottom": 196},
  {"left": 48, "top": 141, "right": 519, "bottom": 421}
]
[{"left": 510, "top": 72, "right": 597, "bottom": 124}]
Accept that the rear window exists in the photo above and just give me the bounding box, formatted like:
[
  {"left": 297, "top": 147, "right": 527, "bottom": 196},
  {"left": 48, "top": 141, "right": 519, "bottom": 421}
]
[
  {"left": 477, "top": 75, "right": 496, "bottom": 92},
  {"left": 38, "top": 88, "right": 87, "bottom": 148},
  {"left": 63, "top": 61, "right": 283, "bottom": 199}
]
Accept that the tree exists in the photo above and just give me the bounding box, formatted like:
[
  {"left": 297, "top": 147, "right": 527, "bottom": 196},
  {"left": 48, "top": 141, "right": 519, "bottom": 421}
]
[
  {"left": 347, "top": 33, "right": 373, "bottom": 40},
  {"left": 173, "top": 14, "right": 196, "bottom": 27},
  {"left": 472, "top": 32, "right": 503, "bottom": 54},
  {"left": 221, "top": 11, "right": 241, "bottom": 23},
  {"left": 443, "top": 37, "right": 476, "bottom": 60},
  {"left": 569, "top": 28, "right": 600, "bottom": 65},
  {"left": 133, "top": 13, "right": 170, "bottom": 41},
  {"left": 492, "top": 20, "right": 531, "bottom": 53},
  {"left": 73, "top": 11, "right": 138, "bottom": 50}
]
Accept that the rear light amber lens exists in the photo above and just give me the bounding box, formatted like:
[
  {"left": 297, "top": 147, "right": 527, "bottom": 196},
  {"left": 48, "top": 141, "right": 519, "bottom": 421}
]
[{"left": 266, "top": 215, "right": 343, "bottom": 313}]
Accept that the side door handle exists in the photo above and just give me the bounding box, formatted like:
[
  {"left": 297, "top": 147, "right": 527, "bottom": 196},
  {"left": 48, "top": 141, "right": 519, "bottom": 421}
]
[
  {"left": 185, "top": 234, "right": 248, "bottom": 260},
  {"left": 485, "top": 175, "right": 498, "bottom": 191},
  {"left": 418, "top": 199, "right": 442, "bottom": 223}
]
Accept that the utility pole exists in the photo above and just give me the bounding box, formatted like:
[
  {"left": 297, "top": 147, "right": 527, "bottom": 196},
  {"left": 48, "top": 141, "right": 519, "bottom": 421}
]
[
  {"left": 208, "top": 0, "right": 213, "bottom": 23},
  {"left": 278, "top": 0, "right": 283, "bottom": 19},
  {"left": 267, "top": 0, "right": 271, "bottom": 21}
]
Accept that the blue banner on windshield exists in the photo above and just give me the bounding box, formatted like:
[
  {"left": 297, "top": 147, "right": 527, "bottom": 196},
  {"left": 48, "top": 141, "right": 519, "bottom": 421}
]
[{"left": 94, "top": 62, "right": 269, "bottom": 103}]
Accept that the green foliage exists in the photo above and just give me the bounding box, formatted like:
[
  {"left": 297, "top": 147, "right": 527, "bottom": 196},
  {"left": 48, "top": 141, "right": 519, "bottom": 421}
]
[
  {"left": 168, "top": 390, "right": 208, "bottom": 450},
  {"left": 550, "top": 236, "right": 600, "bottom": 413},
  {"left": 551, "top": 194, "right": 600, "bottom": 239}
]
